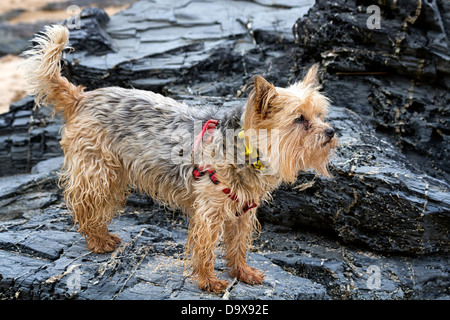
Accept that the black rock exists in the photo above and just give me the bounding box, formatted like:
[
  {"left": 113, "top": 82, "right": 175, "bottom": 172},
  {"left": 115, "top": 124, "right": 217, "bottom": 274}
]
[
  {"left": 0, "top": 96, "right": 64, "bottom": 177},
  {"left": 0, "top": 163, "right": 330, "bottom": 300},
  {"left": 293, "top": 0, "right": 450, "bottom": 183},
  {"left": 0, "top": 158, "right": 447, "bottom": 299},
  {"left": 0, "top": 22, "right": 46, "bottom": 56},
  {"left": 62, "top": 7, "right": 115, "bottom": 56},
  {"left": 0, "top": 0, "right": 449, "bottom": 300}
]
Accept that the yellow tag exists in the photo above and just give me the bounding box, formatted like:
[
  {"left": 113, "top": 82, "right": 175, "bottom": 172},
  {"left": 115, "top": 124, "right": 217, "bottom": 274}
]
[{"left": 238, "top": 129, "right": 265, "bottom": 171}]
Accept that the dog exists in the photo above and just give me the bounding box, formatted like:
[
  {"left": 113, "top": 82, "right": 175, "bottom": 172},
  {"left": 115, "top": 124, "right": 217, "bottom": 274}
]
[{"left": 21, "top": 25, "right": 337, "bottom": 293}]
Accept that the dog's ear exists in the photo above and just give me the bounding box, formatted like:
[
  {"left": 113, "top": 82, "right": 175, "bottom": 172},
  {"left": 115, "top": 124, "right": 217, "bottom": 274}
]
[
  {"left": 299, "top": 64, "right": 320, "bottom": 88},
  {"left": 252, "top": 75, "right": 278, "bottom": 117}
]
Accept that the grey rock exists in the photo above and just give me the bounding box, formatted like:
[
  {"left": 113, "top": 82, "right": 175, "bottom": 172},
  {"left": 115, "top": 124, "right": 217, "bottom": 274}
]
[
  {"left": 62, "top": 7, "right": 115, "bottom": 56},
  {"left": 259, "top": 229, "right": 449, "bottom": 299},
  {"left": 63, "top": 0, "right": 312, "bottom": 94},
  {"left": 0, "top": 22, "right": 36, "bottom": 56},
  {"left": 0, "top": 169, "right": 447, "bottom": 299},
  {"left": 0, "top": 155, "right": 62, "bottom": 220},
  {"left": 293, "top": 0, "right": 450, "bottom": 183},
  {"left": 0, "top": 96, "right": 64, "bottom": 176},
  {"left": 0, "top": 0, "right": 448, "bottom": 300},
  {"left": 31, "top": 156, "right": 64, "bottom": 174},
  {"left": 0, "top": 189, "right": 331, "bottom": 300},
  {"left": 226, "top": 253, "right": 329, "bottom": 300},
  {"left": 0, "top": 0, "right": 138, "bottom": 56}
]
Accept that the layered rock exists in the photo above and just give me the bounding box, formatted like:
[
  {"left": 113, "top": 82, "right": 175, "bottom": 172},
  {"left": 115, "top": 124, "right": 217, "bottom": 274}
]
[
  {"left": 0, "top": 96, "right": 63, "bottom": 176},
  {"left": 63, "top": 0, "right": 311, "bottom": 94},
  {"left": 0, "top": 156, "right": 447, "bottom": 299},
  {"left": 0, "top": 0, "right": 448, "bottom": 300},
  {"left": 293, "top": 0, "right": 450, "bottom": 182}
]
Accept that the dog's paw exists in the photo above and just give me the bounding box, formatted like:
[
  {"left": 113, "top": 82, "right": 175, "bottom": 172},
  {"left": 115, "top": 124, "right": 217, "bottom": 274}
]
[
  {"left": 198, "top": 277, "right": 229, "bottom": 293},
  {"left": 230, "top": 265, "right": 265, "bottom": 285},
  {"left": 86, "top": 233, "right": 121, "bottom": 253}
]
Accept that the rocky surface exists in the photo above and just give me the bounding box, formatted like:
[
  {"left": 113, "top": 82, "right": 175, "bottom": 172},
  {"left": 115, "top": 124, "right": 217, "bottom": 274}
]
[
  {"left": 63, "top": 0, "right": 312, "bottom": 94},
  {"left": 294, "top": 0, "right": 450, "bottom": 183},
  {"left": 0, "top": 0, "right": 448, "bottom": 300},
  {"left": 0, "top": 155, "right": 448, "bottom": 300},
  {"left": 0, "top": 157, "right": 328, "bottom": 300},
  {"left": 0, "top": 95, "right": 63, "bottom": 176},
  {"left": 0, "top": 0, "right": 137, "bottom": 57}
]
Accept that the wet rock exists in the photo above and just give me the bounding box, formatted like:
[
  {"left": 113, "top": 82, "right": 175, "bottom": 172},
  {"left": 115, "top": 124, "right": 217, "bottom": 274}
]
[
  {"left": 0, "top": 0, "right": 138, "bottom": 56},
  {"left": 258, "top": 105, "right": 450, "bottom": 255},
  {"left": 63, "top": 1, "right": 312, "bottom": 94},
  {"left": 0, "top": 177, "right": 331, "bottom": 300},
  {"left": 0, "top": 0, "right": 448, "bottom": 300},
  {"left": 293, "top": 0, "right": 450, "bottom": 183},
  {"left": 0, "top": 162, "right": 447, "bottom": 300},
  {"left": 0, "top": 23, "right": 40, "bottom": 56},
  {"left": 0, "top": 156, "right": 63, "bottom": 221},
  {"left": 259, "top": 228, "right": 449, "bottom": 300},
  {"left": 0, "top": 96, "right": 64, "bottom": 177},
  {"left": 62, "top": 7, "right": 115, "bottom": 56}
]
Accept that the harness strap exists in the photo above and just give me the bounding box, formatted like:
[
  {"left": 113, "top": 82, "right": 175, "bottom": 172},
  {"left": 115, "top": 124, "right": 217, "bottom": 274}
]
[
  {"left": 193, "top": 119, "right": 219, "bottom": 152},
  {"left": 222, "top": 188, "right": 258, "bottom": 216},
  {"left": 193, "top": 166, "right": 219, "bottom": 185},
  {"left": 192, "top": 119, "right": 258, "bottom": 217}
]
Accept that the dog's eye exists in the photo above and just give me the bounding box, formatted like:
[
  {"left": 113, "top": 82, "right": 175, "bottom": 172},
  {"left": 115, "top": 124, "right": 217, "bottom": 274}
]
[
  {"left": 295, "top": 115, "right": 311, "bottom": 130},
  {"left": 295, "top": 115, "right": 306, "bottom": 123}
]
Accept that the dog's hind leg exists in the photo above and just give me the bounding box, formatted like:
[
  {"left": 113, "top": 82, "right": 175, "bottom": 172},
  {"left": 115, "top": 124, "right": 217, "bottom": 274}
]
[{"left": 60, "top": 125, "right": 128, "bottom": 253}]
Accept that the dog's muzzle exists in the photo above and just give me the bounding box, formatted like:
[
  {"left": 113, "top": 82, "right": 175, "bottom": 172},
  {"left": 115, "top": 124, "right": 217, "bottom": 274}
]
[{"left": 324, "top": 127, "right": 335, "bottom": 141}]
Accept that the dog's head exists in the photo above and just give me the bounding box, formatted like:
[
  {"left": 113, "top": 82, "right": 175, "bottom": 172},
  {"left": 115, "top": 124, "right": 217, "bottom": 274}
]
[{"left": 243, "top": 64, "right": 337, "bottom": 182}]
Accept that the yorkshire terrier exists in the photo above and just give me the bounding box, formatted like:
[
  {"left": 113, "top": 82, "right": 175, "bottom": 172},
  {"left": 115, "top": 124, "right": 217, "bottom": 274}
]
[{"left": 21, "top": 25, "right": 336, "bottom": 293}]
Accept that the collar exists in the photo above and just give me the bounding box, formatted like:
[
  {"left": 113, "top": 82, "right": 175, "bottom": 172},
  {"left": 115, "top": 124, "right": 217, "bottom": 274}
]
[
  {"left": 237, "top": 129, "right": 266, "bottom": 171},
  {"left": 192, "top": 120, "right": 266, "bottom": 172}
]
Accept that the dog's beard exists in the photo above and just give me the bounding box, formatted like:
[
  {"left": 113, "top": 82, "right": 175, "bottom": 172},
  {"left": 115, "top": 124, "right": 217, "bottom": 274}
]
[{"left": 266, "top": 127, "right": 336, "bottom": 182}]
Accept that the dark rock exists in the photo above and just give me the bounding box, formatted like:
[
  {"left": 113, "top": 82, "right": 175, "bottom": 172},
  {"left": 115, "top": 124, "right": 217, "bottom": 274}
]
[
  {"left": 0, "top": 171, "right": 331, "bottom": 299},
  {"left": 260, "top": 230, "right": 449, "bottom": 299},
  {"left": 0, "top": 0, "right": 137, "bottom": 57},
  {"left": 0, "top": 22, "right": 37, "bottom": 56},
  {"left": 63, "top": 1, "right": 311, "bottom": 94},
  {"left": 0, "top": 0, "right": 448, "bottom": 300},
  {"left": 62, "top": 7, "right": 115, "bottom": 56},
  {"left": 9, "top": 95, "right": 34, "bottom": 112},
  {"left": 0, "top": 96, "right": 64, "bottom": 176},
  {"left": 0, "top": 156, "right": 62, "bottom": 221},
  {"left": 293, "top": 0, "right": 450, "bottom": 183},
  {"left": 0, "top": 162, "right": 447, "bottom": 299}
]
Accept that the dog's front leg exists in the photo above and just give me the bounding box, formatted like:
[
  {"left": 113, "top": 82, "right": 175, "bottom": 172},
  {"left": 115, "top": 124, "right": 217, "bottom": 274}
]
[
  {"left": 186, "top": 205, "right": 228, "bottom": 293},
  {"left": 224, "top": 209, "right": 265, "bottom": 285}
]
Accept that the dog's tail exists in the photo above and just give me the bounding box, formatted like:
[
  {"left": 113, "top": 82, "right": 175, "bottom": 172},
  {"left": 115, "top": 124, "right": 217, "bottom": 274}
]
[{"left": 21, "top": 25, "right": 85, "bottom": 119}]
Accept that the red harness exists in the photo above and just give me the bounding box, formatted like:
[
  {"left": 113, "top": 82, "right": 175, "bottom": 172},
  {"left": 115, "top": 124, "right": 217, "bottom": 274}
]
[{"left": 192, "top": 120, "right": 258, "bottom": 217}]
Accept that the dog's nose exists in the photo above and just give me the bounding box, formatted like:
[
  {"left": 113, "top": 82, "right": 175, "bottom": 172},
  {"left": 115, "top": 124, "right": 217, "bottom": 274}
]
[{"left": 325, "top": 127, "right": 335, "bottom": 138}]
